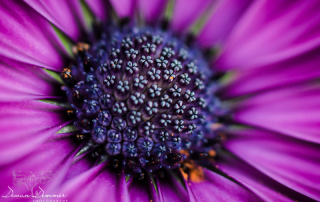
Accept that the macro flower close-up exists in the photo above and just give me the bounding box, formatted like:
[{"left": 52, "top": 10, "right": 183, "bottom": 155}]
[{"left": 1, "top": 0, "right": 320, "bottom": 201}]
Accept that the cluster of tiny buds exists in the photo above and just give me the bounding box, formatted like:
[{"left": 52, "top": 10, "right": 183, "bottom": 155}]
[{"left": 62, "top": 25, "right": 224, "bottom": 178}]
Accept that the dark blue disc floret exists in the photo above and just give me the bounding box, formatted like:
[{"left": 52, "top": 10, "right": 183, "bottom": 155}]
[
  {"left": 109, "top": 48, "right": 120, "bottom": 58},
  {"left": 137, "top": 137, "right": 154, "bottom": 153},
  {"left": 107, "top": 129, "right": 122, "bottom": 142},
  {"left": 126, "top": 111, "right": 142, "bottom": 126},
  {"left": 97, "top": 110, "right": 112, "bottom": 126},
  {"left": 106, "top": 143, "right": 121, "bottom": 155},
  {"left": 174, "top": 100, "right": 186, "bottom": 114},
  {"left": 111, "top": 117, "right": 127, "bottom": 131},
  {"left": 125, "top": 61, "right": 139, "bottom": 75},
  {"left": 110, "top": 59, "right": 123, "bottom": 72},
  {"left": 84, "top": 100, "right": 100, "bottom": 116},
  {"left": 121, "top": 37, "right": 133, "bottom": 49},
  {"left": 153, "top": 130, "right": 169, "bottom": 142},
  {"left": 178, "top": 48, "right": 188, "bottom": 60},
  {"left": 115, "top": 80, "right": 130, "bottom": 100},
  {"left": 178, "top": 73, "right": 191, "bottom": 85},
  {"left": 143, "top": 101, "right": 158, "bottom": 118},
  {"left": 61, "top": 24, "right": 225, "bottom": 177},
  {"left": 142, "top": 43, "right": 156, "bottom": 54},
  {"left": 140, "top": 55, "right": 153, "bottom": 68},
  {"left": 162, "top": 47, "right": 175, "bottom": 58},
  {"left": 158, "top": 114, "right": 172, "bottom": 127},
  {"left": 112, "top": 102, "right": 128, "bottom": 116},
  {"left": 163, "top": 69, "right": 176, "bottom": 83},
  {"left": 173, "top": 119, "right": 184, "bottom": 133},
  {"left": 123, "top": 127, "right": 138, "bottom": 141},
  {"left": 122, "top": 142, "right": 138, "bottom": 157},
  {"left": 170, "top": 59, "right": 183, "bottom": 72},
  {"left": 133, "top": 75, "right": 148, "bottom": 89},
  {"left": 130, "top": 92, "right": 145, "bottom": 105},
  {"left": 155, "top": 56, "right": 168, "bottom": 69},
  {"left": 147, "top": 68, "right": 161, "bottom": 81},
  {"left": 147, "top": 84, "right": 162, "bottom": 98},
  {"left": 169, "top": 84, "right": 182, "bottom": 97},
  {"left": 91, "top": 125, "right": 107, "bottom": 144},
  {"left": 186, "top": 62, "right": 198, "bottom": 74},
  {"left": 184, "top": 90, "right": 196, "bottom": 103},
  {"left": 86, "top": 84, "right": 103, "bottom": 99},
  {"left": 138, "top": 121, "right": 155, "bottom": 136},
  {"left": 104, "top": 75, "right": 116, "bottom": 87},
  {"left": 125, "top": 49, "right": 139, "bottom": 60},
  {"left": 160, "top": 94, "right": 172, "bottom": 109},
  {"left": 99, "top": 94, "right": 114, "bottom": 109}
]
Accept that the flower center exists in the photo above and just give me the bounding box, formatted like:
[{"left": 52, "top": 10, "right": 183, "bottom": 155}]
[{"left": 61, "top": 23, "right": 224, "bottom": 179}]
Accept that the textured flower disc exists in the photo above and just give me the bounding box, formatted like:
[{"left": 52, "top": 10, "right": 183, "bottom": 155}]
[{"left": 61, "top": 21, "right": 226, "bottom": 178}]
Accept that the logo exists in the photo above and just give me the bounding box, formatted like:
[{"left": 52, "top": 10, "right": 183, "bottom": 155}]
[{"left": 2, "top": 170, "right": 68, "bottom": 200}]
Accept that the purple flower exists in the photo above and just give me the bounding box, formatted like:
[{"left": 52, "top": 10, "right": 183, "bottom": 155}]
[{"left": 0, "top": 0, "right": 320, "bottom": 202}]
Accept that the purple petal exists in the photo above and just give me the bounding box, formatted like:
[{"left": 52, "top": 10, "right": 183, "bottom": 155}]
[
  {"left": 216, "top": 0, "right": 320, "bottom": 70},
  {"left": 233, "top": 83, "right": 320, "bottom": 143},
  {"left": 0, "top": 59, "right": 61, "bottom": 101},
  {"left": 128, "top": 175, "right": 159, "bottom": 202},
  {"left": 217, "top": 152, "right": 312, "bottom": 202},
  {"left": 24, "top": 0, "right": 86, "bottom": 41},
  {"left": 0, "top": 138, "right": 78, "bottom": 197},
  {"left": 156, "top": 171, "right": 188, "bottom": 202},
  {"left": 223, "top": 45, "right": 320, "bottom": 98},
  {"left": 0, "top": 1, "right": 67, "bottom": 71},
  {"left": 197, "top": 0, "right": 253, "bottom": 47},
  {"left": 185, "top": 168, "right": 262, "bottom": 201},
  {"left": 38, "top": 143, "right": 83, "bottom": 194},
  {"left": 109, "top": 0, "right": 135, "bottom": 18},
  {"left": 183, "top": 178, "right": 197, "bottom": 202},
  {"left": 85, "top": 0, "right": 109, "bottom": 20},
  {"left": 171, "top": 0, "right": 215, "bottom": 34},
  {"left": 60, "top": 162, "right": 130, "bottom": 202},
  {"left": 0, "top": 101, "right": 68, "bottom": 165},
  {"left": 63, "top": 157, "right": 95, "bottom": 182},
  {"left": 224, "top": 128, "right": 320, "bottom": 201},
  {"left": 59, "top": 162, "right": 107, "bottom": 200},
  {"left": 138, "top": 0, "right": 167, "bottom": 23}
]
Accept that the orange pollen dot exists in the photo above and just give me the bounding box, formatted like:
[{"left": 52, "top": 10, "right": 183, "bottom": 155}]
[
  {"left": 179, "top": 149, "right": 189, "bottom": 157},
  {"left": 72, "top": 42, "right": 90, "bottom": 54},
  {"left": 180, "top": 160, "right": 205, "bottom": 183},
  {"left": 208, "top": 150, "right": 216, "bottom": 157}
]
